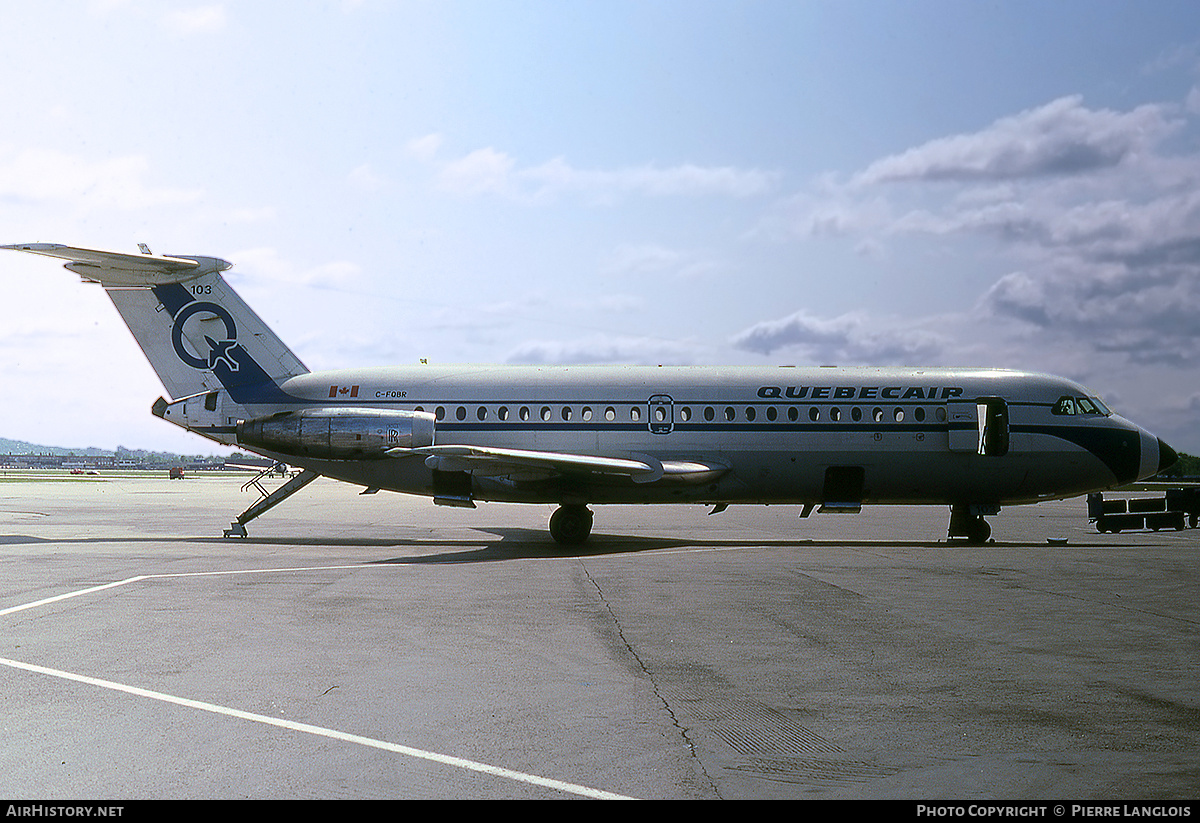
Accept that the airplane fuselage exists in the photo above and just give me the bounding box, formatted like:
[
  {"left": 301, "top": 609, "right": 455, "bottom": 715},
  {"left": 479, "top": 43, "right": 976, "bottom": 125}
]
[{"left": 180, "top": 364, "right": 1163, "bottom": 510}]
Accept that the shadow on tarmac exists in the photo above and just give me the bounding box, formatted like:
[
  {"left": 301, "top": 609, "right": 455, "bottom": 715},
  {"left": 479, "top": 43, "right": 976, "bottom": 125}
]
[{"left": 0, "top": 528, "right": 1150, "bottom": 564}]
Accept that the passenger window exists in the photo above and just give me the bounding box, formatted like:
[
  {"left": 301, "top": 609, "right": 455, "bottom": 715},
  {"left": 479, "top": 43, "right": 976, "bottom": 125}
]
[
  {"left": 872, "top": 407, "right": 884, "bottom": 423},
  {"left": 724, "top": 407, "right": 735, "bottom": 422},
  {"left": 456, "top": 406, "right": 466, "bottom": 421},
  {"left": 631, "top": 407, "right": 641, "bottom": 422},
  {"left": 541, "top": 406, "right": 552, "bottom": 421},
  {"left": 808, "top": 407, "right": 819, "bottom": 421},
  {"left": 582, "top": 407, "right": 592, "bottom": 421},
  {"left": 766, "top": 406, "right": 777, "bottom": 422},
  {"left": 679, "top": 407, "right": 691, "bottom": 422},
  {"left": 745, "top": 407, "right": 756, "bottom": 421},
  {"left": 476, "top": 407, "right": 487, "bottom": 421},
  {"left": 435, "top": 406, "right": 446, "bottom": 421},
  {"left": 851, "top": 407, "right": 862, "bottom": 422},
  {"left": 498, "top": 406, "right": 509, "bottom": 421},
  {"left": 605, "top": 407, "right": 616, "bottom": 421},
  {"left": 914, "top": 407, "right": 926, "bottom": 422},
  {"left": 830, "top": 407, "right": 841, "bottom": 422},
  {"left": 704, "top": 407, "right": 715, "bottom": 422},
  {"left": 788, "top": 407, "right": 799, "bottom": 422},
  {"left": 562, "top": 406, "right": 572, "bottom": 421},
  {"left": 519, "top": 406, "right": 530, "bottom": 421}
]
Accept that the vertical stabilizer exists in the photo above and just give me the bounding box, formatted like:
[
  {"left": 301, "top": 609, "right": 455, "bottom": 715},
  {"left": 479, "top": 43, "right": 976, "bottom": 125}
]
[
  {"left": 3, "top": 244, "right": 309, "bottom": 403},
  {"left": 108, "top": 274, "right": 308, "bottom": 402}
]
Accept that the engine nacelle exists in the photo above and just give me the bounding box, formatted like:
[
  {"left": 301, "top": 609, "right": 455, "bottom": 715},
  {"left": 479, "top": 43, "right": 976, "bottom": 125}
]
[{"left": 237, "top": 408, "right": 435, "bottom": 459}]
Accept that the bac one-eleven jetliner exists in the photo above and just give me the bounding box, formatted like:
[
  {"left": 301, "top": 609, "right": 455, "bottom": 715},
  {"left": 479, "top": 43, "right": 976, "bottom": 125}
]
[{"left": 2, "top": 243, "right": 1178, "bottom": 544}]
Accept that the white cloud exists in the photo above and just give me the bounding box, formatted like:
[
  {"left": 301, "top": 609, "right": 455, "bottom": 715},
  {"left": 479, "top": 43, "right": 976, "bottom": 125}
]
[
  {"left": 765, "top": 93, "right": 1200, "bottom": 373},
  {"left": 1187, "top": 86, "right": 1200, "bottom": 115},
  {"left": 404, "top": 133, "right": 444, "bottom": 163},
  {"left": 0, "top": 147, "right": 202, "bottom": 211},
  {"left": 730, "top": 310, "right": 947, "bottom": 365},
  {"left": 348, "top": 163, "right": 386, "bottom": 192},
  {"left": 438, "top": 147, "right": 517, "bottom": 197},
  {"left": 424, "top": 142, "right": 776, "bottom": 203},
  {"left": 504, "top": 334, "right": 701, "bottom": 366},
  {"left": 853, "top": 95, "right": 1179, "bottom": 185},
  {"left": 228, "top": 246, "right": 361, "bottom": 289},
  {"left": 602, "top": 243, "right": 721, "bottom": 280}
]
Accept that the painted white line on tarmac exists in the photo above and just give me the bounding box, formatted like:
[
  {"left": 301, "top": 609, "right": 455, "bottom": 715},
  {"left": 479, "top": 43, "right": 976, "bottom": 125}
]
[
  {"left": 0, "top": 565, "right": 387, "bottom": 618},
  {"left": 0, "top": 566, "right": 636, "bottom": 800},
  {"left": 0, "top": 655, "right": 634, "bottom": 800},
  {"left": 0, "top": 576, "right": 148, "bottom": 617}
]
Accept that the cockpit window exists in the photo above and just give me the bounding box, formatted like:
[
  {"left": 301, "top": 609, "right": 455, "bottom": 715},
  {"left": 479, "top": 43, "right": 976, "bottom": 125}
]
[{"left": 1053, "top": 395, "right": 1110, "bottom": 416}]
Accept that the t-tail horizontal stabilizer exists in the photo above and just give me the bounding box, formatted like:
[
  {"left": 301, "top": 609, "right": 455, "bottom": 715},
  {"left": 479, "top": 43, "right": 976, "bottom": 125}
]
[{"left": 0, "top": 243, "right": 230, "bottom": 286}]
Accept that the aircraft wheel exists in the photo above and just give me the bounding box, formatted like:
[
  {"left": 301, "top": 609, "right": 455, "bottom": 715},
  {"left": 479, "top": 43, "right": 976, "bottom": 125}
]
[
  {"left": 549, "top": 505, "right": 593, "bottom": 545},
  {"left": 965, "top": 517, "right": 991, "bottom": 544}
]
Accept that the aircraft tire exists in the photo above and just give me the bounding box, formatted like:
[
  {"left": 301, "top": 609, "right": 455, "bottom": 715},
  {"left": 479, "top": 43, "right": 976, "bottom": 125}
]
[
  {"left": 550, "top": 505, "right": 593, "bottom": 545},
  {"left": 966, "top": 517, "right": 991, "bottom": 544}
]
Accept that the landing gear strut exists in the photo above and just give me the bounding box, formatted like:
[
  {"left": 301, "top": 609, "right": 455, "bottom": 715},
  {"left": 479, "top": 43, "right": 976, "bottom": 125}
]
[
  {"left": 549, "top": 504, "right": 593, "bottom": 545},
  {"left": 948, "top": 503, "right": 995, "bottom": 544}
]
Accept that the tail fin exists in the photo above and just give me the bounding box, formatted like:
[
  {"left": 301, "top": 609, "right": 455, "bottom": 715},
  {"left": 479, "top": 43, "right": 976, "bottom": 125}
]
[{"left": 2, "top": 244, "right": 308, "bottom": 403}]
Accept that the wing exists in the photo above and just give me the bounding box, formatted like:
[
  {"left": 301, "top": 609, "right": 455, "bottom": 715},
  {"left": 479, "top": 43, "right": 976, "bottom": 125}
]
[
  {"left": 1, "top": 243, "right": 230, "bottom": 285},
  {"left": 390, "top": 444, "right": 729, "bottom": 485}
]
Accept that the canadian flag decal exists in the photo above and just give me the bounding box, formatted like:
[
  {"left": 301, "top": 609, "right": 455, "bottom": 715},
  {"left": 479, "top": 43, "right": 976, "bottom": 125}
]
[{"left": 329, "top": 385, "right": 360, "bottom": 398}]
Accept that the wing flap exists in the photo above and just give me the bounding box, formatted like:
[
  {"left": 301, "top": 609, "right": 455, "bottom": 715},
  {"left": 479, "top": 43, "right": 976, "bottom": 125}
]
[
  {"left": 2, "top": 243, "right": 230, "bottom": 286},
  {"left": 390, "top": 444, "right": 728, "bottom": 485}
]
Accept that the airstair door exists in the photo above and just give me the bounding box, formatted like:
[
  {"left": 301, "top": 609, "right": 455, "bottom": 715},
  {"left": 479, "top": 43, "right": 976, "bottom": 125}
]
[{"left": 947, "top": 397, "right": 1009, "bottom": 456}]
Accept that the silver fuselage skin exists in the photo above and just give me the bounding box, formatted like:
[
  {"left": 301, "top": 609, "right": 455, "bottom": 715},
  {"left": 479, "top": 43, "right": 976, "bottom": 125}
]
[{"left": 189, "top": 364, "right": 1164, "bottom": 508}]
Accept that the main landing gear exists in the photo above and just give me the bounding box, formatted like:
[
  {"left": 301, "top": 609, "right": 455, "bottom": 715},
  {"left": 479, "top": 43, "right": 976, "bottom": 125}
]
[
  {"left": 549, "top": 504, "right": 593, "bottom": 545},
  {"left": 948, "top": 503, "right": 996, "bottom": 544}
]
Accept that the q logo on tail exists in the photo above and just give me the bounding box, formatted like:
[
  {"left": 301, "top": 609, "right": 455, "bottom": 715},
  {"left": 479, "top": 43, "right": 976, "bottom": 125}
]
[{"left": 171, "top": 301, "right": 241, "bottom": 372}]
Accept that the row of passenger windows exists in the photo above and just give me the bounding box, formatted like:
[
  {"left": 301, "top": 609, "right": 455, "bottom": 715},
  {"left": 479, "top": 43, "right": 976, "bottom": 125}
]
[{"left": 414, "top": 404, "right": 950, "bottom": 424}]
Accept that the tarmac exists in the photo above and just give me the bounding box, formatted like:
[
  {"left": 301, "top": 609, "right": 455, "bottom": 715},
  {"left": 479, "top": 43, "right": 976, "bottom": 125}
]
[{"left": 0, "top": 472, "right": 1196, "bottom": 800}]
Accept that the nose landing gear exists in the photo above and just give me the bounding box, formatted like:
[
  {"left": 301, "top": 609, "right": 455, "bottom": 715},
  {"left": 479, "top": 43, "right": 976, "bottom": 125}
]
[{"left": 949, "top": 503, "right": 996, "bottom": 544}]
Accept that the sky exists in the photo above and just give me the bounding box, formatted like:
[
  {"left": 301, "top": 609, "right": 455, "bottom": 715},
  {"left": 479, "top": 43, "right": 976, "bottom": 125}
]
[{"left": 2, "top": 0, "right": 1200, "bottom": 454}]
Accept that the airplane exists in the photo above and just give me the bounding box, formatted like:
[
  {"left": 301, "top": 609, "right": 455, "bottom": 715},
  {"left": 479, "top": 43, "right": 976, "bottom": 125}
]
[{"left": 1, "top": 242, "right": 1179, "bottom": 545}]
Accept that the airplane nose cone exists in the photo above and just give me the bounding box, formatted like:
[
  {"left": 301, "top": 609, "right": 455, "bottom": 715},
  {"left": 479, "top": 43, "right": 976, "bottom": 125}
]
[{"left": 1158, "top": 438, "right": 1179, "bottom": 474}]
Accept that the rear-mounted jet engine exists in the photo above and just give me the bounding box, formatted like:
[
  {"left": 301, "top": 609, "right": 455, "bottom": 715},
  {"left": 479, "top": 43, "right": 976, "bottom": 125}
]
[{"left": 237, "top": 408, "right": 435, "bottom": 459}]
